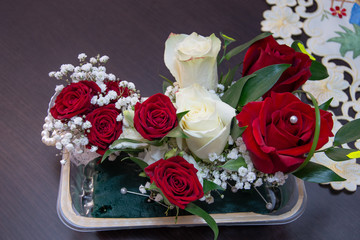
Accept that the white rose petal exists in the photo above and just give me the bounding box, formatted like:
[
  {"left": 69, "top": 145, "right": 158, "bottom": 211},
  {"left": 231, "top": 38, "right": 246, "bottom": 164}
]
[
  {"left": 164, "top": 32, "right": 221, "bottom": 90},
  {"left": 176, "top": 84, "right": 236, "bottom": 160}
]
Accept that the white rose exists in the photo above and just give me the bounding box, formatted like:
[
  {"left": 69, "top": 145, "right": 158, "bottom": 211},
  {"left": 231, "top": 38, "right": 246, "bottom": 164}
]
[
  {"left": 176, "top": 84, "right": 236, "bottom": 161},
  {"left": 164, "top": 32, "right": 221, "bottom": 90}
]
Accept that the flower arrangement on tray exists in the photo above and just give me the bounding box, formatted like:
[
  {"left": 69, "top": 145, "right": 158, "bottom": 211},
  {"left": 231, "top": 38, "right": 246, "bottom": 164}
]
[{"left": 42, "top": 32, "right": 360, "bottom": 239}]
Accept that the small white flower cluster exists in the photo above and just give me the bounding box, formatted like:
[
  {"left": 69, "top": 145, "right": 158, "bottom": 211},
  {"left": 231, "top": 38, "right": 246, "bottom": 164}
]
[
  {"left": 44, "top": 53, "right": 140, "bottom": 156},
  {"left": 49, "top": 54, "right": 117, "bottom": 84},
  {"left": 113, "top": 81, "right": 140, "bottom": 112},
  {"left": 164, "top": 83, "right": 179, "bottom": 102},
  {"left": 195, "top": 136, "right": 287, "bottom": 204},
  {"left": 42, "top": 114, "right": 92, "bottom": 154}
]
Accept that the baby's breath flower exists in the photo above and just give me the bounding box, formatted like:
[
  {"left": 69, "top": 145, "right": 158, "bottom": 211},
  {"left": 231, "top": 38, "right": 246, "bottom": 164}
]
[
  {"left": 108, "top": 73, "right": 116, "bottom": 81},
  {"left": 49, "top": 71, "right": 56, "bottom": 77},
  {"left": 90, "top": 145, "right": 98, "bottom": 152},
  {"left": 238, "top": 166, "right": 248, "bottom": 177},
  {"left": 78, "top": 53, "right": 87, "bottom": 61},
  {"left": 90, "top": 57, "right": 97, "bottom": 64},
  {"left": 99, "top": 55, "right": 109, "bottom": 63},
  {"left": 82, "top": 120, "right": 92, "bottom": 129},
  {"left": 116, "top": 113, "right": 123, "bottom": 122},
  {"left": 81, "top": 63, "right": 92, "bottom": 72}
]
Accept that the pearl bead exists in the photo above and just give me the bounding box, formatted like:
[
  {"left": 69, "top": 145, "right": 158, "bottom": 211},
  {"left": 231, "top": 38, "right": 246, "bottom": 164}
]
[
  {"left": 120, "top": 187, "right": 127, "bottom": 194},
  {"left": 266, "top": 202, "right": 273, "bottom": 210},
  {"left": 290, "top": 115, "right": 298, "bottom": 124}
]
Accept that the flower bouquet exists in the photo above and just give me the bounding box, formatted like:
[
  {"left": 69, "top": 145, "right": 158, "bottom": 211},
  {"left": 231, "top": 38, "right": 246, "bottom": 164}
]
[{"left": 42, "top": 32, "right": 360, "bottom": 239}]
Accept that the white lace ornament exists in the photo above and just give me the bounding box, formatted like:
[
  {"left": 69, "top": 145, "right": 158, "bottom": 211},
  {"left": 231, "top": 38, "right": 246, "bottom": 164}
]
[{"left": 262, "top": 0, "right": 360, "bottom": 191}]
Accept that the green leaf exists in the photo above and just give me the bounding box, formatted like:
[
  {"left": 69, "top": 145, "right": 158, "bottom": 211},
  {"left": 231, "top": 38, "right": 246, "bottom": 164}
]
[
  {"left": 293, "top": 90, "right": 321, "bottom": 172},
  {"left": 185, "top": 203, "right": 219, "bottom": 240},
  {"left": 328, "top": 24, "right": 360, "bottom": 59},
  {"left": 333, "top": 118, "right": 360, "bottom": 146},
  {"left": 293, "top": 162, "right": 345, "bottom": 183},
  {"left": 101, "top": 149, "right": 119, "bottom": 163},
  {"left": 176, "top": 110, "right": 190, "bottom": 122},
  {"left": 291, "top": 40, "right": 328, "bottom": 80},
  {"left": 126, "top": 157, "right": 148, "bottom": 170},
  {"left": 139, "top": 172, "right": 147, "bottom": 177},
  {"left": 230, "top": 117, "right": 247, "bottom": 140},
  {"left": 220, "top": 64, "right": 240, "bottom": 89},
  {"left": 221, "top": 74, "right": 255, "bottom": 108},
  {"left": 324, "top": 147, "right": 353, "bottom": 161},
  {"left": 225, "top": 32, "right": 272, "bottom": 60},
  {"left": 163, "top": 81, "right": 172, "bottom": 94},
  {"left": 291, "top": 40, "right": 302, "bottom": 52},
  {"left": 203, "top": 179, "right": 224, "bottom": 194},
  {"left": 163, "top": 126, "right": 188, "bottom": 139},
  {"left": 308, "top": 60, "right": 329, "bottom": 80},
  {"left": 164, "top": 148, "right": 177, "bottom": 159},
  {"left": 238, "top": 64, "right": 290, "bottom": 106},
  {"left": 160, "top": 74, "right": 174, "bottom": 85},
  {"left": 219, "top": 157, "right": 247, "bottom": 171},
  {"left": 319, "top": 98, "right": 333, "bottom": 111},
  {"left": 220, "top": 32, "right": 236, "bottom": 47},
  {"left": 291, "top": 40, "right": 316, "bottom": 60}
]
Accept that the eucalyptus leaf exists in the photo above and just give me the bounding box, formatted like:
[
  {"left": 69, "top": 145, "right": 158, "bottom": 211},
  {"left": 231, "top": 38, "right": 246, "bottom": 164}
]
[
  {"left": 238, "top": 64, "right": 290, "bottom": 106},
  {"left": 319, "top": 98, "right": 333, "bottom": 111},
  {"left": 185, "top": 203, "right": 219, "bottom": 240},
  {"left": 219, "top": 157, "right": 247, "bottom": 171},
  {"left": 324, "top": 147, "right": 353, "bottom": 161},
  {"left": 221, "top": 74, "right": 255, "bottom": 108},
  {"left": 293, "top": 161, "right": 345, "bottom": 183},
  {"left": 309, "top": 60, "right": 329, "bottom": 80},
  {"left": 225, "top": 32, "right": 272, "bottom": 60},
  {"left": 333, "top": 118, "right": 360, "bottom": 146},
  {"left": 203, "top": 179, "right": 224, "bottom": 194}
]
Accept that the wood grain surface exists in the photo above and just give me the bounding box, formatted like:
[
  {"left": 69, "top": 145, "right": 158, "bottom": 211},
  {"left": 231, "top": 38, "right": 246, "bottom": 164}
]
[{"left": 0, "top": 0, "right": 359, "bottom": 239}]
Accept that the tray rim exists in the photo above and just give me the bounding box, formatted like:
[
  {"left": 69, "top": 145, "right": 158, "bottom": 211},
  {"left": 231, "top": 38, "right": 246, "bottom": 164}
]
[{"left": 57, "top": 153, "right": 307, "bottom": 231}]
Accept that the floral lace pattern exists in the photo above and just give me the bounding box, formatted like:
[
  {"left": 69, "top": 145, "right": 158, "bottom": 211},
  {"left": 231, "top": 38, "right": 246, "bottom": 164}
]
[{"left": 262, "top": 0, "right": 360, "bottom": 191}]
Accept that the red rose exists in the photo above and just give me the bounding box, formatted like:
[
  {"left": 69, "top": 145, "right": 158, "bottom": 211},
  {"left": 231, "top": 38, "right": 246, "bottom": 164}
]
[
  {"left": 134, "top": 93, "right": 178, "bottom": 141},
  {"left": 50, "top": 81, "right": 100, "bottom": 120},
  {"left": 242, "top": 35, "right": 312, "bottom": 98},
  {"left": 105, "top": 80, "right": 132, "bottom": 98},
  {"left": 236, "top": 92, "right": 333, "bottom": 174},
  {"left": 144, "top": 156, "right": 204, "bottom": 209},
  {"left": 85, "top": 104, "right": 122, "bottom": 155}
]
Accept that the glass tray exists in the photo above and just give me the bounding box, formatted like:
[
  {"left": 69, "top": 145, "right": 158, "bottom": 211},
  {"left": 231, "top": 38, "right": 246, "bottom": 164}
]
[{"left": 57, "top": 152, "right": 307, "bottom": 231}]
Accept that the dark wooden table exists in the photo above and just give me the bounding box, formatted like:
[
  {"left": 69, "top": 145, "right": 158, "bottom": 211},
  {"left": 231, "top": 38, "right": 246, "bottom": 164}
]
[{"left": 1, "top": 0, "right": 359, "bottom": 239}]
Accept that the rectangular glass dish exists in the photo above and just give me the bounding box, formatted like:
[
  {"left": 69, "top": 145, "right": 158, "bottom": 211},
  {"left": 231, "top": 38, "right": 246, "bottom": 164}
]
[{"left": 57, "top": 153, "right": 307, "bottom": 231}]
